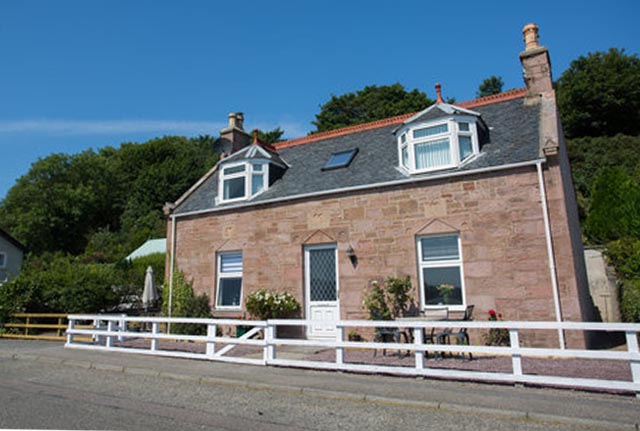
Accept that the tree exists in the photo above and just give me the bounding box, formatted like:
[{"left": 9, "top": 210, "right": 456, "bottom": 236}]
[
  {"left": 257, "top": 127, "right": 285, "bottom": 144},
  {"left": 567, "top": 134, "right": 640, "bottom": 222},
  {"left": 312, "top": 83, "right": 434, "bottom": 133},
  {"left": 476, "top": 76, "right": 504, "bottom": 97},
  {"left": 584, "top": 167, "right": 640, "bottom": 242},
  {"left": 556, "top": 48, "right": 640, "bottom": 138}
]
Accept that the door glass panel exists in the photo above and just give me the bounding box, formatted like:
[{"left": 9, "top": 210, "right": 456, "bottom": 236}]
[{"left": 309, "top": 248, "right": 336, "bottom": 302}]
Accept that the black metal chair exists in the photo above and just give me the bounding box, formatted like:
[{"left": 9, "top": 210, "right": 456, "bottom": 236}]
[
  {"left": 371, "top": 310, "right": 406, "bottom": 357},
  {"left": 435, "top": 305, "right": 474, "bottom": 360}
]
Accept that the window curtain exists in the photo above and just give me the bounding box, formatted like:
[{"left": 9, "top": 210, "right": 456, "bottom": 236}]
[{"left": 415, "top": 139, "right": 451, "bottom": 169}]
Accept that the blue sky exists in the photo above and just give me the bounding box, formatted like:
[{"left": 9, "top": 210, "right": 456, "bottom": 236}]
[{"left": 1, "top": 1, "right": 639, "bottom": 200}]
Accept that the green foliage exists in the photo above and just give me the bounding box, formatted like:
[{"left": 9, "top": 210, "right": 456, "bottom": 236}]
[
  {"left": 620, "top": 278, "right": 640, "bottom": 322},
  {"left": 256, "top": 127, "right": 285, "bottom": 144},
  {"left": 0, "top": 135, "right": 218, "bottom": 256},
  {"left": 363, "top": 280, "right": 391, "bottom": 320},
  {"left": 567, "top": 134, "right": 640, "bottom": 221},
  {"left": 476, "top": 76, "right": 504, "bottom": 97},
  {"left": 585, "top": 167, "right": 640, "bottom": 242},
  {"left": 363, "top": 277, "right": 414, "bottom": 320},
  {"left": 606, "top": 238, "right": 640, "bottom": 280},
  {"left": 312, "top": 83, "right": 434, "bottom": 133},
  {"left": 0, "top": 254, "right": 126, "bottom": 323},
  {"left": 557, "top": 48, "right": 640, "bottom": 138},
  {"left": 161, "top": 270, "right": 211, "bottom": 334},
  {"left": 482, "top": 309, "right": 510, "bottom": 346},
  {"left": 245, "top": 289, "right": 301, "bottom": 320}
]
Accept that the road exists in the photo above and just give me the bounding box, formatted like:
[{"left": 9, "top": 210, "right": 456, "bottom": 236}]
[
  {"left": 0, "top": 359, "right": 594, "bottom": 431},
  {"left": 0, "top": 340, "right": 638, "bottom": 430}
]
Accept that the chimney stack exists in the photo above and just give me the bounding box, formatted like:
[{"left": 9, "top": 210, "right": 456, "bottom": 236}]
[
  {"left": 219, "top": 112, "right": 251, "bottom": 153},
  {"left": 519, "top": 23, "right": 553, "bottom": 97}
]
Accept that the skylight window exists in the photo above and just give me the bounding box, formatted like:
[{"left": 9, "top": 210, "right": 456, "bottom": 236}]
[{"left": 323, "top": 148, "right": 358, "bottom": 170}]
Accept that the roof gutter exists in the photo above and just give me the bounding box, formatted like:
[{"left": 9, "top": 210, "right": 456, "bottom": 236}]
[{"left": 171, "top": 158, "right": 547, "bottom": 219}]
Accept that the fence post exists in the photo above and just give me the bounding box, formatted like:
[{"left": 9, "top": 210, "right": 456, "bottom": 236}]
[
  {"left": 117, "top": 314, "right": 126, "bottom": 342},
  {"left": 66, "top": 318, "right": 75, "bottom": 344},
  {"left": 414, "top": 327, "right": 424, "bottom": 371},
  {"left": 509, "top": 328, "right": 522, "bottom": 383},
  {"left": 206, "top": 324, "right": 217, "bottom": 358},
  {"left": 24, "top": 315, "right": 29, "bottom": 337},
  {"left": 151, "top": 322, "right": 159, "bottom": 352},
  {"left": 265, "top": 322, "right": 275, "bottom": 363},
  {"left": 57, "top": 316, "right": 63, "bottom": 338},
  {"left": 336, "top": 325, "right": 344, "bottom": 366},
  {"left": 106, "top": 320, "right": 115, "bottom": 348},
  {"left": 625, "top": 331, "right": 640, "bottom": 398}
]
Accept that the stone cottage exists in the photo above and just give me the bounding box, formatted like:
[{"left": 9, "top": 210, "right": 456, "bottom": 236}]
[
  {"left": 164, "top": 24, "right": 595, "bottom": 347},
  {"left": 0, "top": 227, "right": 26, "bottom": 285}
]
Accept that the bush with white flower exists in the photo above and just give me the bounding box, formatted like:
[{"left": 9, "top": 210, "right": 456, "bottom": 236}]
[{"left": 245, "top": 289, "right": 300, "bottom": 320}]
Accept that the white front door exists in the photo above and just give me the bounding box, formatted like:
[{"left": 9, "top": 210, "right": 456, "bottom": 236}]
[{"left": 304, "top": 244, "right": 339, "bottom": 339}]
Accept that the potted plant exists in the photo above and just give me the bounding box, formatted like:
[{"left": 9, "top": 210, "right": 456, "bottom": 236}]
[{"left": 436, "top": 284, "right": 455, "bottom": 305}]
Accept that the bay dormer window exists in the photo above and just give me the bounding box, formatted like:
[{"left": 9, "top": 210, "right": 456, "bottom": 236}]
[
  {"left": 397, "top": 116, "right": 480, "bottom": 174},
  {"left": 219, "top": 161, "right": 269, "bottom": 203}
]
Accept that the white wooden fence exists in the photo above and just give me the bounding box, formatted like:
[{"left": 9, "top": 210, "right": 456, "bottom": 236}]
[{"left": 65, "top": 315, "right": 640, "bottom": 395}]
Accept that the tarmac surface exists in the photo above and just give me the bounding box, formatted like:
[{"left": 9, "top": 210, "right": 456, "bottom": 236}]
[{"left": 1, "top": 339, "right": 639, "bottom": 430}]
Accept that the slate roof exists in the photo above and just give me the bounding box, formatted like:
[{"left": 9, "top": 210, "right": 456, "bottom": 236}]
[
  {"left": 174, "top": 95, "right": 542, "bottom": 215},
  {"left": 0, "top": 228, "right": 26, "bottom": 251}
]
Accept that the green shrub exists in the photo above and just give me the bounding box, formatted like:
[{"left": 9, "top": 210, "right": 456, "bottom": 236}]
[
  {"left": 606, "top": 238, "right": 640, "bottom": 280},
  {"left": 585, "top": 167, "right": 640, "bottom": 242},
  {"left": 245, "top": 289, "right": 300, "bottom": 320},
  {"left": 161, "top": 270, "right": 211, "bottom": 334},
  {"left": 620, "top": 278, "right": 640, "bottom": 322},
  {"left": 363, "top": 276, "right": 414, "bottom": 320},
  {"left": 0, "top": 253, "right": 127, "bottom": 324}
]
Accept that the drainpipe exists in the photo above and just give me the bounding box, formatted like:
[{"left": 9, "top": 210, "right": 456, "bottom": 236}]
[
  {"left": 168, "top": 215, "right": 176, "bottom": 333},
  {"left": 536, "top": 161, "right": 565, "bottom": 349}
]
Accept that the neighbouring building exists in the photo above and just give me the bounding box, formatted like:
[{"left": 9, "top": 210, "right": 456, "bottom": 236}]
[
  {"left": 164, "top": 24, "right": 596, "bottom": 347},
  {"left": 0, "top": 228, "right": 26, "bottom": 285},
  {"left": 126, "top": 238, "right": 167, "bottom": 261}
]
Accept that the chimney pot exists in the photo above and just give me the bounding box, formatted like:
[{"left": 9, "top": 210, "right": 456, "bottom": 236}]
[
  {"left": 523, "top": 23, "right": 540, "bottom": 51},
  {"left": 227, "top": 112, "right": 245, "bottom": 130},
  {"left": 435, "top": 82, "right": 444, "bottom": 103}
]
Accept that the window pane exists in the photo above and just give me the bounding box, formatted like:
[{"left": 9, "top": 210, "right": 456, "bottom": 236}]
[
  {"left": 217, "top": 278, "right": 242, "bottom": 306},
  {"left": 221, "top": 252, "right": 243, "bottom": 272},
  {"left": 324, "top": 148, "right": 357, "bottom": 170},
  {"left": 252, "top": 164, "right": 263, "bottom": 172},
  {"left": 459, "top": 136, "right": 473, "bottom": 161},
  {"left": 401, "top": 133, "right": 406, "bottom": 144},
  {"left": 252, "top": 173, "right": 264, "bottom": 195},
  {"left": 415, "top": 138, "right": 451, "bottom": 169},
  {"left": 224, "top": 165, "right": 245, "bottom": 175},
  {"left": 423, "top": 267, "right": 463, "bottom": 305},
  {"left": 458, "top": 122, "right": 470, "bottom": 132},
  {"left": 309, "top": 248, "right": 336, "bottom": 301},
  {"left": 421, "top": 235, "right": 459, "bottom": 261},
  {"left": 223, "top": 177, "right": 245, "bottom": 200},
  {"left": 413, "top": 123, "right": 448, "bottom": 139},
  {"left": 0, "top": 253, "right": 5, "bottom": 267},
  {"left": 401, "top": 145, "right": 409, "bottom": 168}
]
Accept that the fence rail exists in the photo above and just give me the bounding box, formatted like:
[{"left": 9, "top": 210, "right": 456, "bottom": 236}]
[{"left": 64, "top": 315, "right": 640, "bottom": 395}]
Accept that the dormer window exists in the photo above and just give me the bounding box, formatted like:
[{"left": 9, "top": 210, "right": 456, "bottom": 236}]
[
  {"left": 397, "top": 115, "right": 480, "bottom": 174},
  {"left": 219, "top": 161, "right": 269, "bottom": 203}
]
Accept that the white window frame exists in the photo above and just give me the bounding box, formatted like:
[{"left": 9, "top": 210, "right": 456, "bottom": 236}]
[
  {"left": 215, "top": 251, "right": 243, "bottom": 310},
  {"left": 416, "top": 234, "right": 466, "bottom": 311},
  {"left": 397, "top": 116, "right": 479, "bottom": 174},
  {"left": 0, "top": 252, "right": 6, "bottom": 269},
  {"left": 218, "top": 161, "right": 269, "bottom": 204}
]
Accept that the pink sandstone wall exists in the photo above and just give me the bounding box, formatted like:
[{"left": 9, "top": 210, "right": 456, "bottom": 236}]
[{"left": 167, "top": 164, "right": 589, "bottom": 347}]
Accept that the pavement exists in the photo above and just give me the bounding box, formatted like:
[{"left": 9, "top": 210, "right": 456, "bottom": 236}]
[{"left": 1, "top": 339, "right": 639, "bottom": 430}]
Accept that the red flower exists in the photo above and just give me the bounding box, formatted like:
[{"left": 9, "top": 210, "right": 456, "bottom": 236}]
[
  {"left": 488, "top": 309, "right": 496, "bottom": 316},
  {"left": 498, "top": 313, "right": 503, "bottom": 319}
]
